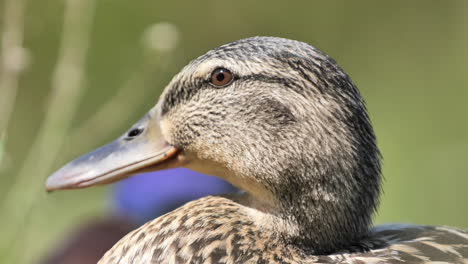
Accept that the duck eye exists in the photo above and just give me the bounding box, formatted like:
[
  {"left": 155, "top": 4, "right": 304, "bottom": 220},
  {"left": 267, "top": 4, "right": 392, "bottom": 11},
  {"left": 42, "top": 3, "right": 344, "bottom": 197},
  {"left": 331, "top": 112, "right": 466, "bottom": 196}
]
[
  {"left": 126, "top": 127, "right": 144, "bottom": 139},
  {"left": 210, "top": 68, "right": 233, "bottom": 87}
]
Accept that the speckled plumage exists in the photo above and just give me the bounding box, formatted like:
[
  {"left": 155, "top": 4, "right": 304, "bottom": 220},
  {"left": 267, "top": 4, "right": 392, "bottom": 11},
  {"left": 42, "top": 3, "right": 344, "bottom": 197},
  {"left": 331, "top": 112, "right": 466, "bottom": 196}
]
[
  {"left": 100, "top": 196, "right": 468, "bottom": 263},
  {"left": 48, "top": 37, "right": 468, "bottom": 263}
]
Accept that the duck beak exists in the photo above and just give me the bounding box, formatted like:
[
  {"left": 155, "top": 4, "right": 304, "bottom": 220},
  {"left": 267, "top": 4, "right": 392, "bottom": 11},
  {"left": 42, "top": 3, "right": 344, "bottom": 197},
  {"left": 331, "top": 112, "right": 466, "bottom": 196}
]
[{"left": 46, "top": 113, "right": 179, "bottom": 191}]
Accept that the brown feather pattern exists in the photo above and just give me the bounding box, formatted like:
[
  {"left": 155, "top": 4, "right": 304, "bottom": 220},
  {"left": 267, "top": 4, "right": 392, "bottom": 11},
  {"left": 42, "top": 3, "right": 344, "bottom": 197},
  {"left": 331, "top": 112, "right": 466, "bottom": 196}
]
[{"left": 99, "top": 196, "right": 468, "bottom": 263}]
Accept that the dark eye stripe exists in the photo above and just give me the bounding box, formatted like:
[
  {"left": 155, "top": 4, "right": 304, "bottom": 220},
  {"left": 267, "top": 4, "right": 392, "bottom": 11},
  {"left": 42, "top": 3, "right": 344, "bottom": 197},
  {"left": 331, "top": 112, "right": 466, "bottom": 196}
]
[
  {"left": 239, "top": 74, "right": 295, "bottom": 89},
  {"left": 161, "top": 72, "right": 301, "bottom": 116}
]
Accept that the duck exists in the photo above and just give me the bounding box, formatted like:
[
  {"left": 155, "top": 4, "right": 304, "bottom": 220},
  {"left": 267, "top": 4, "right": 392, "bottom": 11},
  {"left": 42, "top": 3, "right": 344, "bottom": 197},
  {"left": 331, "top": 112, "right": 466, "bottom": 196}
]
[{"left": 46, "top": 36, "right": 468, "bottom": 263}]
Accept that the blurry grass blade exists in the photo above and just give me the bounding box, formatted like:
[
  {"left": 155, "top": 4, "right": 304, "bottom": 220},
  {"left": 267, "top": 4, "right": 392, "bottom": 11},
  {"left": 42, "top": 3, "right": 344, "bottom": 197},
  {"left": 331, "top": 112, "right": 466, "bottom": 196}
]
[
  {"left": 0, "top": 0, "right": 27, "bottom": 161},
  {"left": 0, "top": 132, "right": 5, "bottom": 169},
  {"left": 0, "top": 0, "right": 96, "bottom": 262}
]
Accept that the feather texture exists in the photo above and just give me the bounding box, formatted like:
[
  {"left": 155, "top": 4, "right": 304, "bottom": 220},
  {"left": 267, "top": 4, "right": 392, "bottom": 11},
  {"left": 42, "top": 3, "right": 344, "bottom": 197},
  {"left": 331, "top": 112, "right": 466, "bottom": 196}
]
[{"left": 100, "top": 197, "right": 468, "bottom": 263}]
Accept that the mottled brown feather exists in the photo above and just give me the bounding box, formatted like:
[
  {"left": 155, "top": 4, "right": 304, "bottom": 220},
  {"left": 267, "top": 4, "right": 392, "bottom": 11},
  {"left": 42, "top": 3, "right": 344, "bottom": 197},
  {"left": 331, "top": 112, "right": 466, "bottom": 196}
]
[{"left": 99, "top": 197, "right": 467, "bottom": 264}]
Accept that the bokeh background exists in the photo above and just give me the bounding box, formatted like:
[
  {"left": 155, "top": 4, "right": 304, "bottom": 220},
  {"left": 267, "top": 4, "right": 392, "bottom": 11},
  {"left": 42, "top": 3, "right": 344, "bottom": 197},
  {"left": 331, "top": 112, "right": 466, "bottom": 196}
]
[{"left": 1, "top": 0, "right": 467, "bottom": 263}]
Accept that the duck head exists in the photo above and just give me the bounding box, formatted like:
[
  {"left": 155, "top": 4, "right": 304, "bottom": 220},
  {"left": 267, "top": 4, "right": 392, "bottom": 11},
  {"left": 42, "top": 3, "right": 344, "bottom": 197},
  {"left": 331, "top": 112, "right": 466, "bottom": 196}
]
[{"left": 46, "top": 37, "right": 381, "bottom": 253}]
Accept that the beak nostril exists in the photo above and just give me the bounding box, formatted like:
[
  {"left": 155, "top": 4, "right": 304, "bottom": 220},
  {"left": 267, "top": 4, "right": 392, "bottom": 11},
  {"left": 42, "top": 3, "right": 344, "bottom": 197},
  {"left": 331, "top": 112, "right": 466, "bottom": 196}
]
[{"left": 126, "top": 127, "right": 144, "bottom": 139}]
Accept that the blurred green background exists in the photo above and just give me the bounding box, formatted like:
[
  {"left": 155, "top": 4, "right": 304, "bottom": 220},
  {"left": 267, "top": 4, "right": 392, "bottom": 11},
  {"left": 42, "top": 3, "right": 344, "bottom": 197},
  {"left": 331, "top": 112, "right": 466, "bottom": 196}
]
[{"left": 0, "top": 0, "right": 467, "bottom": 263}]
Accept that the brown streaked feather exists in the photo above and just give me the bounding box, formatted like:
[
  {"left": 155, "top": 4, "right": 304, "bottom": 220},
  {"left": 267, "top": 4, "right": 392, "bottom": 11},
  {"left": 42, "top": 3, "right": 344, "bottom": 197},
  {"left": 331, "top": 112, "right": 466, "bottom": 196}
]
[
  {"left": 100, "top": 196, "right": 306, "bottom": 264},
  {"left": 99, "top": 196, "right": 467, "bottom": 264}
]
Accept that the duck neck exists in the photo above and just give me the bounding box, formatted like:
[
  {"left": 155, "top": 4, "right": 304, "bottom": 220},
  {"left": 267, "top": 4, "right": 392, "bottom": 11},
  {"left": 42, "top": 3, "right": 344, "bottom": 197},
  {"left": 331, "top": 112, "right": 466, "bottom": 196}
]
[
  {"left": 275, "top": 173, "right": 374, "bottom": 254},
  {"left": 236, "top": 153, "right": 381, "bottom": 254}
]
